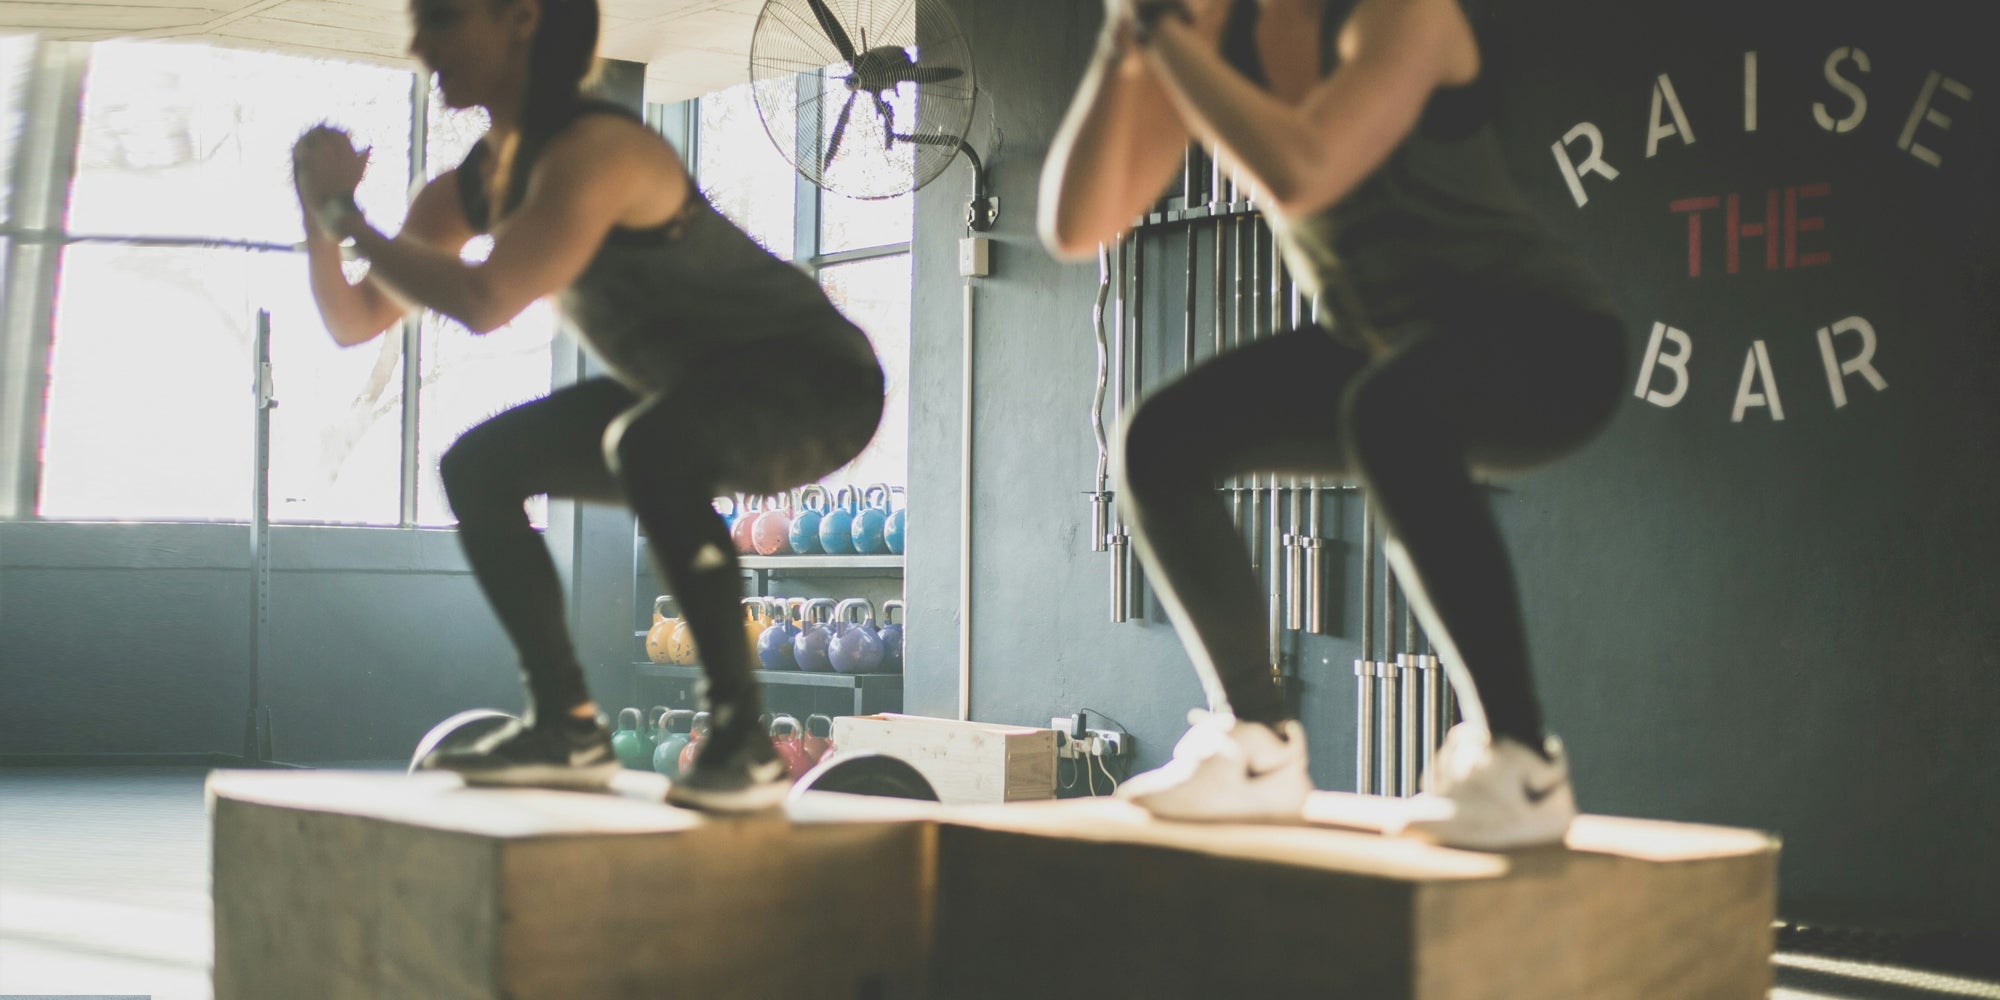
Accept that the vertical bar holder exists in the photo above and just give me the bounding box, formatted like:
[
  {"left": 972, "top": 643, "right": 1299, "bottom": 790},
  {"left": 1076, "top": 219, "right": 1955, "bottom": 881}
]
[
  {"left": 1376, "top": 656, "right": 1401, "bottom": 798},
  {"left": 1378, "top": 564, "right": 1400, "bottom": 797},
  {"left": 1355, "top": 659, "right": 1376, "bottom": 796},
  {"left": 1356, "top": 497, "right": 1376, "bottom": 794},
  {"left": 1397, "top": 653, "right": 1419, "bottom": 797}
]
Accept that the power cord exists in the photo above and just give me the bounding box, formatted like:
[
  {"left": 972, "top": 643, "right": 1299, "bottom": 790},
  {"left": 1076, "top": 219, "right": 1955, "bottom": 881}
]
[{"left": 1093, "top": 751, "right": 1120, "bottom": 791}]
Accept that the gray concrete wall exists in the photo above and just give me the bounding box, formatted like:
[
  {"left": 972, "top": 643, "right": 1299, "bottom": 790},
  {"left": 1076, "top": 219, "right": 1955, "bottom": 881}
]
[{"left": 904, "top": 0, "right": 1997, "bottom": 934}]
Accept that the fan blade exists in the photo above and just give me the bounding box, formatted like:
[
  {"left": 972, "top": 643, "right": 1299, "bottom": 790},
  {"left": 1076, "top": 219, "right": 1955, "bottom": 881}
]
[
  {"left": 898, "top": 66, "right": 964, "bottom": 85},
  {"left": 804, "top": 0, "right": 858, "bottom": 64},
  {"left": 871, "top": 92, "right": 897, "bottom": 150},
  {"left": 824, "top": 91, "right": 860, "bottom": 171}
]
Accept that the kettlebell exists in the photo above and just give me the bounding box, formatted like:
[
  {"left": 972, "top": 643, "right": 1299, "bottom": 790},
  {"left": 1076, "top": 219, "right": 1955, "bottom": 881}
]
[
  {"left": 653, "top": 709, "right": 694, "bottom": 778},
  {"left": 752, "top": 493, "right": 794, "bottom": 556},
  {"left": 643, "top": 705, "right": 671, "bottom": 759},
  {"left": 757, "top": 599, "right": 798, "bottom": 671},
  {"left": 667, "top": 615, "right": 699, "bottom": 664},
  {"left": 829, "top": 597, "right": 885, "bottom": 674},
  {"left": 877, "top": 599, "right": 905, "bottom": 673},
  {"left": 850, "top": 484, "right": 892, "bottom": 555},
  {"left": 741, "top": 597, "right": 771, "bottom": 659},
  {"left": 804, "top": 713, "right": 835, "bottom": 764},
  {"left": 793, "top": 598, "right": 837, "bottom": 673},
  {"left": 788, "top": 485, "right": 830, "bottom": 555},
  {"left": 678, "top": 711, "right": 711, "bottom": 776},
  {"left": 818, "top": 485, "right": 859, "bottom": 555},
  {"left": 656, "top": 592, "right": 696, "bottom": 664},
  {"left": 611, "top": 707, "right": 649, "bottom": 769},
  {"left": 712, "top": 495, "right": 740, "bottom": 533},
  {"left": 883, "top": 486, "right": 907, "bottom": 555},
  {"left": 770, "top": 714, "right": 815, "bottom": 782},
  {"left": 731, "top": 494, "right": 763, "bottom": 554}
]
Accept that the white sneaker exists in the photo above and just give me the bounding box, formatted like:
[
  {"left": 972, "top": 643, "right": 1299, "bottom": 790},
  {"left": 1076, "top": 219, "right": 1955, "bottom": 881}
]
[
  {"left": 1394, "top": 723, "right": 1576, "bottom": 850},
  {"left": 1116, "top": 710, "right": 1312, "bottom": 822}
]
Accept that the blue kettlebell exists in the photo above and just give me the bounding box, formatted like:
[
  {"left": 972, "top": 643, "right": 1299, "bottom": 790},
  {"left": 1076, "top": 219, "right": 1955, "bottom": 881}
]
[
  {"left": 653, "top": 709, "right": 694, "bottom": 778},
  {"left": 793, "top": 598, "right": 837, "bottom": 672},
  {"left": 883, "top": 486, "right": 906, "bottom": 555},
  {"left": 850, "top": 483, "right": 892, "bottom": 555},
  {"left": 818, "top": 485, "right": 859, "bottom": 555},
  {"left": 788, "top": 485, "right": 830, "bottom": 555},
  {"left": 829, "top": 598, "right": 885, "bottom": 674},
  {"left": 877, "top": 599, "right": 904, "bottom": 673},
  {"left": 756, "top": 597, "right": 799, "bottom": 670}
]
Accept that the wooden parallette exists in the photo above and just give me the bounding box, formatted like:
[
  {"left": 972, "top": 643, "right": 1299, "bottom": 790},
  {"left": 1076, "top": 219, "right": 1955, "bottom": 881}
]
[
  {"left": 830, "top": 713, "right": 1057, "bottom": 804},
  {"left": 209, "top": 771, "right": 1776, "bottom": 1000}
]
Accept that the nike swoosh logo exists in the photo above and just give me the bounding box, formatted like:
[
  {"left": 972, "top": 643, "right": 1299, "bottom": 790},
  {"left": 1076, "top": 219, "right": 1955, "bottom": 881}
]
[
  {"left": 1523, "top": 778, "right": 1563, "bottom": 804},
  {"left": 1245, "top": 761, "right": 1289, "bottom": 781}
]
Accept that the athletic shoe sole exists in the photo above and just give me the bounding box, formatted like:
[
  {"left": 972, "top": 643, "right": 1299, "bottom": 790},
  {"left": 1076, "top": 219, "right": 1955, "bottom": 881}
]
[
  {"left": 441, "top": 760, "right": 621, "bottom": 790},
  {"left": 664, "top": 778, "right": 791, "bottom": 813}
]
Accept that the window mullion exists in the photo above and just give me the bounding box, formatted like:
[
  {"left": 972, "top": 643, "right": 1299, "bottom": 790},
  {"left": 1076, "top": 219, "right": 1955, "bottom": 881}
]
[
  {"left": 400, "top": 71, "right": 428, "bottom": 528},
  {"left": 792, "top": 71, "right": 821, "bottom": 276},
  {"left": 0, "top": 41, "right": 88, "bottom": 519}
]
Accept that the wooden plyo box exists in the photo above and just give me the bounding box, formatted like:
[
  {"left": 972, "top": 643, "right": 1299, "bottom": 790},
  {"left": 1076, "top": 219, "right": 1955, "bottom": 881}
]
[
  {"left": 830, "top": 713, "right": 1056, "bottom": 804},
  {"left": 209, "top": 773, "right": 1777, "bottom": 1000},
  {"left": 932, "top": 794, "right": 1778, "bottom": 1000},
  {"left": 209, "top": 771, "right": 933, "bottom": 1000}
]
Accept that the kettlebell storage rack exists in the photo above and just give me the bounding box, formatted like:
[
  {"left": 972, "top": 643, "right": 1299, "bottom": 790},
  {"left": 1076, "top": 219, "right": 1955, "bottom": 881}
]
[
  {"left": 628, "top": 529, "right": 906, "bottom": 716},
  {"left": 633, "top": 662, "right": 902, "bottom": 717}
]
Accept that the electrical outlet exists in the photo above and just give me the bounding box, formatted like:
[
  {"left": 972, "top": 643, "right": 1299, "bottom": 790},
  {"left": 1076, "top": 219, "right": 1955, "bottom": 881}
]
[
  {"left": 1086, "top": 728, "right": 1127, "bottom": 757},
  {"left": 1051, "top": 716, "right": 1081, "bottom": 759}
]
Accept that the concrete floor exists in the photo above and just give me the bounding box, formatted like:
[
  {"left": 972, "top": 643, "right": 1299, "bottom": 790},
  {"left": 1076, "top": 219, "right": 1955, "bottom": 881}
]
[{"left": 1, "top": 766, "right": 1994, "bottom": 1000}]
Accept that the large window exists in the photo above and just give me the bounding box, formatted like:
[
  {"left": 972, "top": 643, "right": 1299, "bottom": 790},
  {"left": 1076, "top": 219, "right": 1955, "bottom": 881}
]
[
  {"left": 9, "top": 38, "right": 557, "bottom": 526},
  {"left": 5, "top": 38, "right": 914, "bottom": 526}
]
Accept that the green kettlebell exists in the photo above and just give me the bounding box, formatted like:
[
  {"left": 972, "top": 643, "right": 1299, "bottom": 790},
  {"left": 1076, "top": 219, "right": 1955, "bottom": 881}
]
[
  {"left": 654, "top": 709, "right": 694, "bottom": 779},
  {"left": 611, "top": 707, "right": 649, "bottom": 770}
]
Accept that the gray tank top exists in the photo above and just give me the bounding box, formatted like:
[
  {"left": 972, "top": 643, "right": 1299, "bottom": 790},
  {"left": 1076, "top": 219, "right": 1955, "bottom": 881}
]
[
  {"left": 456, "top": 101, "right": 876, "bottom": 391},
  {"left": 1222, "top": 0, "right": 1616, "bottom": 351}
]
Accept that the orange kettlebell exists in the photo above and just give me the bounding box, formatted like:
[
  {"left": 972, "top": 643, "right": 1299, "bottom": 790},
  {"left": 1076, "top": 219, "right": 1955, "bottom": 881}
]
[
  {"left": 741, "top": 597, "right": 771, "bottom": 659},
  {"left": 645, "top": 595, "right": 694, "bottom": 664}
]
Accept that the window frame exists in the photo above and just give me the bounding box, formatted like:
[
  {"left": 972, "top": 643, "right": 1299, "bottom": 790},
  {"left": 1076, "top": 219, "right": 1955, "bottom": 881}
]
[{"left": 1, "top": 44, "right": 914, "bottom": 525}]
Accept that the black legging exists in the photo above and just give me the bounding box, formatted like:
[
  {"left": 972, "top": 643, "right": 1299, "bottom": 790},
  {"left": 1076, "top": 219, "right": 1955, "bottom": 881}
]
[
  {"left": 1117, "top": 291, "right": 1625, "bottom": 746},
  {"left": 439, "top": 346, "right": 884, "bottom": 724}
]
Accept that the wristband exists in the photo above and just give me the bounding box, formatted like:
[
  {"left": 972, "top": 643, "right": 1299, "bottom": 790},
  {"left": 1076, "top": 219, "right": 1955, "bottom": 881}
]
[
  {"left": 1131, "top": 0, "right": 1192, "bottom": 44},
  {"left": 310, "top": 193, "right": 363, "bottom": 236}
]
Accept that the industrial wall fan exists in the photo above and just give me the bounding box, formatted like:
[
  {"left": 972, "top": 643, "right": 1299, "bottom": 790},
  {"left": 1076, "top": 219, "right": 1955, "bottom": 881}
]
[{"left": 748, "top": 0, "right": 996, "bottom": 229}]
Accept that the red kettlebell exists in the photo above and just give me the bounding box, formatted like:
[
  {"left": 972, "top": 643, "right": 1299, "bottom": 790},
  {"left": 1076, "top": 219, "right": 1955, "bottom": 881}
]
[
  {"left": 770, "top": 714, "right": 815, "bottom": 782},
  {"left": 677, "top": 711, "right": 711, "bottom": 776},
  {"left": 731, "top": 494, "right": 762, "bottom": 554},
  {"left": 751, "top": 492, "right": 795, "bottom": 556},
  {"left": 803, "top": 713, "right": 835, "bottom": 764}
]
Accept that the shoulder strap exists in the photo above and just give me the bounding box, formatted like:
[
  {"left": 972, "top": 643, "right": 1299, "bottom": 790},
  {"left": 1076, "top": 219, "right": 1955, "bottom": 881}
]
[{"left": 454, "top": 140, "right": 492, "bottom": 234}]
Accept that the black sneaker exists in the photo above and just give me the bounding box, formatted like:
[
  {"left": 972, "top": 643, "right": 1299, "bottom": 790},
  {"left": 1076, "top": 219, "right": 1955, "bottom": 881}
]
[
  {"left": 419, "top": 715, "right": 619, "bottom": 790},
  {"left": 664, "top": 706, "right": 789, "bottom": 812}
]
